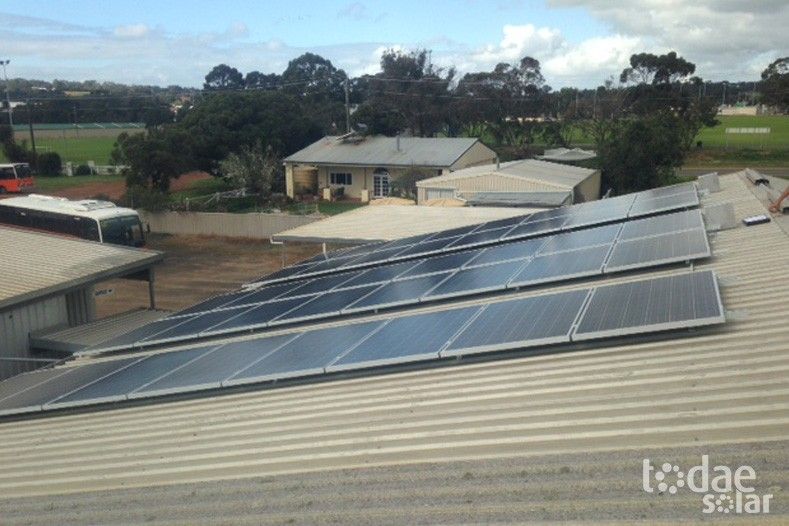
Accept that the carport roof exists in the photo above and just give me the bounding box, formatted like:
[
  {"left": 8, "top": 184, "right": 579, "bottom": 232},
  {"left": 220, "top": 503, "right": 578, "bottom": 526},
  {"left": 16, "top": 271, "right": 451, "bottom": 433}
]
[{"left": 0, "top": 226, "right": 163, "bottom": 310}]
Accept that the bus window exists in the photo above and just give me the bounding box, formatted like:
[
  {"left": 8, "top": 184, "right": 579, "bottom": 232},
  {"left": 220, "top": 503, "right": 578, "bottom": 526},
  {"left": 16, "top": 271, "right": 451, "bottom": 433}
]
[
  {"left": 0, "top": 167, "right": 15, "bottom": 180},
  {"left": 100, "top": 215, "right": 145, "bottom": 246}
]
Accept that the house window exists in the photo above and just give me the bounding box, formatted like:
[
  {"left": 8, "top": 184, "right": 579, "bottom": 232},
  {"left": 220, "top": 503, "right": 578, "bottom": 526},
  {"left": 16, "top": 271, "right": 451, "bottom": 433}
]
[{"left": 330, "top": 172, "right": 353, "bottom": 186}]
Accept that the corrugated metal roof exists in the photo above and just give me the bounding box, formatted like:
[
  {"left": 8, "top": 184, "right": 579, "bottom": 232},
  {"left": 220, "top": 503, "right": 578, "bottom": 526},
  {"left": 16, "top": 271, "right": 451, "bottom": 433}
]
[
  {"left": 462, "top": 190, "right": 572, "bottom": 207},
  {"left": 30, "top": 309, "right": 169, "bottom": 353},
  {"left": 284, "top": 135, "right": 485, "bottom": 168},
  {"left": 0, "top": 227, "right": 163, "bottom": 310},
  {"left": 536, "top": 147, "right": 597, "bottom": 162},
  {"left": 272, "top": 205, "right": 532, "bottom": 243},
  {"left": 0, "top": 172, "right": 787, "bottom": 509},
  {"left": 416, "top": 159, "right": 596, "bottom": 189}
]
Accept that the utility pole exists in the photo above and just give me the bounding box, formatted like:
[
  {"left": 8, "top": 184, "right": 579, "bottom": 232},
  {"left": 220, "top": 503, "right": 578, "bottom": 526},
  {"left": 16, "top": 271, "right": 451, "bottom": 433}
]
[
  {"left": 1, "top": 59, "right": 12, "bottom": 126},
  {"left": 73, "top": 105, "right": 79, "bottom": 137},
  {"left": 344, "top": 78, "right": 351, "bottom": 133},
  {"left": 26, "top": 99, "right": 36, "bottom": 163}
]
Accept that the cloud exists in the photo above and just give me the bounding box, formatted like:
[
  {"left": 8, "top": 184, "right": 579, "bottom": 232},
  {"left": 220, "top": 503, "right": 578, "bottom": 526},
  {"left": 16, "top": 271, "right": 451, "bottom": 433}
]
[
  {"left": 113, "top": 24, "right": 150, "bottom": 38},
  {"left": 547, "top": 0, "right": 788, "bottom": 80},
  {"left": 338, "top": 2, "right": 368, "bottom": 20}
]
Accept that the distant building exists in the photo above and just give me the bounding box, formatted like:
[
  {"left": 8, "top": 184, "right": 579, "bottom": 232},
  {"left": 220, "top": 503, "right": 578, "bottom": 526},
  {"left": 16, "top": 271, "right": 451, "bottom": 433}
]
[
  {"left": 284, "top": 134, "right": 497, "bottom": 201},
  {"left": 416, "top": 159, "right": 600, "bottom": 206},
  {"left": 536, "top": 147, "right": 597, "bottom": 163}
]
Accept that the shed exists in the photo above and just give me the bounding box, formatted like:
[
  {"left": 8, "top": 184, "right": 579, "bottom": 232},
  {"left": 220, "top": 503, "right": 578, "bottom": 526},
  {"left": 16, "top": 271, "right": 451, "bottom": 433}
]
[
  {"left": 416, "top": 159, "right": 600, "bottom": 205},
  {"left": 0, "top": 226, "right": 162, "bottom": 379}
]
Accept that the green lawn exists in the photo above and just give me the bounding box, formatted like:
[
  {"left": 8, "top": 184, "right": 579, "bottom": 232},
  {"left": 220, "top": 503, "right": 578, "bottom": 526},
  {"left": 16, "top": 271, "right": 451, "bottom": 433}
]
[
  {"left": 696, "top": 115, "right": 789, "bottom": 149},
  {"left": 33, "top": 136, "right": 118, "bottom": 164}
]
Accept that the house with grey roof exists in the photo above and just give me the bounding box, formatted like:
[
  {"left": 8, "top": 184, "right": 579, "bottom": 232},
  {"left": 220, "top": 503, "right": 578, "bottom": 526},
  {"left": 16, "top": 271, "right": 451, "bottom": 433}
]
[{"left": 284, "top": 134, "right": 497, "bottom": 200}]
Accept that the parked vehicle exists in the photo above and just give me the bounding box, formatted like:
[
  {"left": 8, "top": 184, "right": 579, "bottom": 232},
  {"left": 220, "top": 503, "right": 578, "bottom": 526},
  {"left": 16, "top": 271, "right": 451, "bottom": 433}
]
[
  {"left": 0, "top": 163, "right": 35, "bottom": 194},
  {"left": 0, "top": 194, "right": 145, "bottom": 246}
]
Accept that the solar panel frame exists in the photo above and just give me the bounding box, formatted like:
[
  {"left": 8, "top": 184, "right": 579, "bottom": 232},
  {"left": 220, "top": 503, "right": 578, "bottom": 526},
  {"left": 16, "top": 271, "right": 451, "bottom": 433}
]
[
  {"left": 46, "top": 345, "right": 217, "bottom": 409},
  {"left": 129, "top": 334, "right": 300, "bottom": 398},
  {"left": 572, "top": 270, "right": 725, "bottom": 341},
  {"left": 224, "top": 321, "right": 384, "bottom": 385},
  {"left": 604, "top": 229, "right": 711, "bottom": 273},
  {"left": 508, "top": 244, "right": 612, "bottom": 288},
  {"left": 423, "top": 258, "right": 529, "bottom": 301},
  {"left": 441, "top": 289, "right": 591, "bottom": 357},
  {"left": 326, "top": 306, "right": 481, "bottom": 372}
]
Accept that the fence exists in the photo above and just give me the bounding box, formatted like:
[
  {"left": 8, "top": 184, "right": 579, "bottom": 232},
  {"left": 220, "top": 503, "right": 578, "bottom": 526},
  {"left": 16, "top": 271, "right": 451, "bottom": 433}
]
[{"left": 138, "top": 210, "right": 320, "bottom": 239}]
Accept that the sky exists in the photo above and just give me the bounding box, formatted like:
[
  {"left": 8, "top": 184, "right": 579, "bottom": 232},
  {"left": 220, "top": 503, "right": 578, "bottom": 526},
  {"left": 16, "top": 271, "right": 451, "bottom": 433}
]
[{"left": 0, "top": 0, "right": 786, "bottom": 88}]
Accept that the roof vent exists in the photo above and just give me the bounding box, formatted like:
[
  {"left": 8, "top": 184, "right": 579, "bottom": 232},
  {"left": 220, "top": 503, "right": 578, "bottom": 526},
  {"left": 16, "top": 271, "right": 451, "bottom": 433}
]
[
  {"left": 697, "top": 172, "right": 720, "bottom": 194},
  {"left": 703, "top": 202, "right": 737, "bottom": 232}
]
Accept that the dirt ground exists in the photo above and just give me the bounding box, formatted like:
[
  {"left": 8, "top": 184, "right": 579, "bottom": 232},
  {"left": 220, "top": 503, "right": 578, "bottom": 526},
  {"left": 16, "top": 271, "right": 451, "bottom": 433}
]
[
  {"left": 95, "top": 234, "right": 326, "bottom": 317},
  {"left": 49, "top": 171, "right": 212, "bottom": 201}
]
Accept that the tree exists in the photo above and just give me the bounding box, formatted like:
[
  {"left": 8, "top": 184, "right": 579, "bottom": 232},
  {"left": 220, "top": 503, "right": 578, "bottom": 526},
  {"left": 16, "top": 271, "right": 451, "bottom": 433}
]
[
  {"left": 112, "top": 130, "right": 190, "bottom": 191},
  {"left": 245, "top": 71, "right": 281, "bottom": 90},
  {"left": 619, "top": 52, "right": 695, "bottom": 85},
  {"left": 760, "top": 57, "right": 789, "bottom": 112},
  {"left": 281, "top": 53, "right": 347, "bottom": 101},
  {"left": 219, "top": 142, "right": 279, "bottom": 203},
  {"left": 203, "top": 64, "right": 244, "bottom": 90},
  {"left": 0, "top": 124, "right": 33, "bottom": 163},
  {"left": 389, "top": 167, "right": 432, "bottom": 200}
]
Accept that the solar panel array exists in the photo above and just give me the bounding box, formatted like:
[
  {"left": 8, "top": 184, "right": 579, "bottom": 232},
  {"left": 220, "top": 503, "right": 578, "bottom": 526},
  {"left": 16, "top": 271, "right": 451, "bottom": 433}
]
[
  {"left": 89, "top": 207, "right": 709, "bottom": 353},
  {"left": 0, "top": 270, "right": 726, "bottom": 417},
  {"left": 256, "top": 183, "right": 698, "bottom": 284}
]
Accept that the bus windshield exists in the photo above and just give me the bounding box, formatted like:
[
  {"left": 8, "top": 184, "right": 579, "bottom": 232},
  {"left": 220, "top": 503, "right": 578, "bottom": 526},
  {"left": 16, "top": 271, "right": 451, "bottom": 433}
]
[
  {"left": 100, "top": 215, "right": 145, "bottom": 246},
  {"left": 15, "top": 165, "right": 31, "bottom": 179}
]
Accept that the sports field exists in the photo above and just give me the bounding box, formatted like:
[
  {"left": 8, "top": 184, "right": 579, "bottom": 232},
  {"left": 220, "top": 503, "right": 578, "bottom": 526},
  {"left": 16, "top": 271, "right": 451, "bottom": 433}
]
[{"left": 696, "top": 115, "right": 789, "bottom": 149}]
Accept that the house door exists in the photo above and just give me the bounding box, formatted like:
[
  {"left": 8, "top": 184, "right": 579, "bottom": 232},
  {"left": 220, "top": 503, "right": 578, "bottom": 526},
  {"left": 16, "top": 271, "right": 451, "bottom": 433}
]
[{"left": 373, "top": 171, "right": 390, "bottom": 198}]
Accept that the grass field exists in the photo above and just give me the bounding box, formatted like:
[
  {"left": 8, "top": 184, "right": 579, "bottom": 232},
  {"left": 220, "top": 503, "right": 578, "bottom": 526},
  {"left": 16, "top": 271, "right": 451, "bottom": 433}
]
[
  {"left": 32, "top": 136, "right": 118, "bottom": 164},
  {"left": 696, "top": 115, "right": 789, "bottom": 149}
]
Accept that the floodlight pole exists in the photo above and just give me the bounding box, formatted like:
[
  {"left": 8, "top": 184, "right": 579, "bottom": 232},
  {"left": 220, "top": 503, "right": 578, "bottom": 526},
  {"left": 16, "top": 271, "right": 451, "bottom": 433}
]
[{"left": 1, "top": 60, "right": 12, "bottom": 126}]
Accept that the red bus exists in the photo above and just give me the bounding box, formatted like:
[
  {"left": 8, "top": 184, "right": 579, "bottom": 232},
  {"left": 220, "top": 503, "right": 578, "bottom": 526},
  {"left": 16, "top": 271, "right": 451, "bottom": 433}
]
[{"left": 0, "top": 163, "right": 35, "bottom": 194}]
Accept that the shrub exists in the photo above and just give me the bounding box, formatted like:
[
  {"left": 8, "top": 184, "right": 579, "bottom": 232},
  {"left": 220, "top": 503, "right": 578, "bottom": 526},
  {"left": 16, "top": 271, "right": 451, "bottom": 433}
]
[
  {"left": 120, "top": 186, "right": 170, "bottom": 211},
  {"left": 36, "top": 152, "right": 63, "bottom": 176},
  {"left": 74, "top": 164, "right": 92, "bottom": 176}
]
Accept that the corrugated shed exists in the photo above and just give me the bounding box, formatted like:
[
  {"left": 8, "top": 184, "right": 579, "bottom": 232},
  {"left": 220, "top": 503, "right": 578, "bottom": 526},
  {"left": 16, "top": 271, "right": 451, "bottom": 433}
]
[
  {"left": 536, "top": 147, "right": 597, "bottom": 162},
  {"left": 272, "top": 205, "right": 531, "bottom": 243},
  {"left": 0, "top": 173, "right": 786, "bottom": 512},
  {"left": 0, "top": 227, "right": 163, "bottom": 310},
  {"left": 417, "top": 159, "right": 596, "bottom": 189},
  {"left": 284, "top": 135, "right": 487, "bottom": 168}
]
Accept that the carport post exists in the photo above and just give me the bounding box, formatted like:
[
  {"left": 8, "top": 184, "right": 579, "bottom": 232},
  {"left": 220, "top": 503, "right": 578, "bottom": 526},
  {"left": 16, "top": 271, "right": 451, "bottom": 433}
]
[{"left": 148, "top": 267, "right": 156, "bottom": 310}]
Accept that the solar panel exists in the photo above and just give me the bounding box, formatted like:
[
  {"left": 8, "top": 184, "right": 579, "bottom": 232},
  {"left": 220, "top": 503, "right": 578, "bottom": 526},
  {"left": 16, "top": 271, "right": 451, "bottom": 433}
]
[
  {"left": 628, "top": 191, "right": 699, "bottom": 218},
  {"left": 86, "top": 316, "right": 201, "bottom": 352},
  {"left": 390, "top": 236, "right": 463, "bottom": 259},
  {"left": 0, "top": 358, "right": 141, "bottom": 416},
  {"left": 399, "top": 249, "right": 482, "bottom": 278},
  {"left": 604, "top": 229, "right": 710, "bottom": 273},
  {"left": 140, "top": 306, "right": 255, "bottom": 345},
  {"left": 130, "top": 334, "right": 298, "bottom": 398},
  {"left": 225, "top": 321, "right": 384, "bottom": 385},
  {"left": 472, "top": 214, "right": 529, "bottom": 231},
  {"left": 297, "top": 255, "right": 362, "bottom": 276},
  {"left": 168, "top": 290, "right": 254, "bottom": 318},
  {"left": 424, "top": 259, "right": 527, "bottom": 301},
  {"left": 272, "top": 285, "right": 381, "bottom": 324},
  {"left": 447, "top": 226, "right": 513, "bottom": 249},
  {"left": 634, "top": 182, "right": 696, "bottom": 201},
  {"left": 47, "top": 345, "right": 217, "bottom": 408},
  {"left": 344, "top": 273, "right": 452, "bottom": 313},
  {"left": 425, "top": 223, "right": 484, "bottom": 241},
  {"left": 219, "top": 281, "right": 306, "bottom": 309},
  {"left": 502, "top": 215, "right": 569, "bottom": 240},
  {"left": 561, "top": 206, "right": 630, "bottom": 229},
  {"left": 378, "top": 232, "right": 437, "bottom": 251},
  {"left": 509, "top": 244, "right": 611, "bottom": 287},
  {"left": 442, "top": 289, "right": 590, "bottom": 357},
  {"left": 201, "top": 296, "right": 312, "bottom": 336},
  {"left": 286, "top": 271, "right": 365, "bottom": 297},
  {"left": 469, "top": 238, "right": 546, "bottom": 266},
  {"left": 327, "top": 307, "right": 480, "bottom": 372},
  {"left": 339, "top": 260, "right": 421, "bottom": 287},
  {"left": 573, "top": 270, "right": 725, "bottom": 341},
  {"left": 538, "top": 224, "right": 621, "bottom": 254},
  {"left": 0, "top": 367, "right": 73, "bottom": 403},
  {"left": 619, "top": 209, "right": 704, "bottom": 240}
]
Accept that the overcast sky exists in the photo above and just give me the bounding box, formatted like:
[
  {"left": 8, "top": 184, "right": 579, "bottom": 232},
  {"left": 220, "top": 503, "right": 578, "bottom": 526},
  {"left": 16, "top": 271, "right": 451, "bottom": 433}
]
[{"left": 1, "top": 0, "right": 786, "bottom": 88}]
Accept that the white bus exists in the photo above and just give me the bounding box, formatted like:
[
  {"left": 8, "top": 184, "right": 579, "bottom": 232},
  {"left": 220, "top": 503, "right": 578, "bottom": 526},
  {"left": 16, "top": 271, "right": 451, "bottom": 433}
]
[{"left": 0, "top": 194, "right": 145, "bottom": 247}]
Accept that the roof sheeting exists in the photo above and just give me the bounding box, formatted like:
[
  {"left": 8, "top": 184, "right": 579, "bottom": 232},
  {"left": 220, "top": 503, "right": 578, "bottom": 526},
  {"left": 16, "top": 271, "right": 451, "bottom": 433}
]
[
  {"left": 284, "top": 135, "right": 484, "bottom": 168},
  {"left": 272, "top": 205, "right": 533, "bottom": 243},
  {"left": 416, "top": 159, "right": 596, "bottom": 190},
  {"left": 462, "top": 190, "right": 572, "bottom": 207},
  {"left": 0, "top": 172, "right": 788, "bottom": 504},
  {"left": 0, "top": 227, "right": 163, "bottom": 310},
  {"left": 536, "top": 147, "right": 597, "bottom": 162}
]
